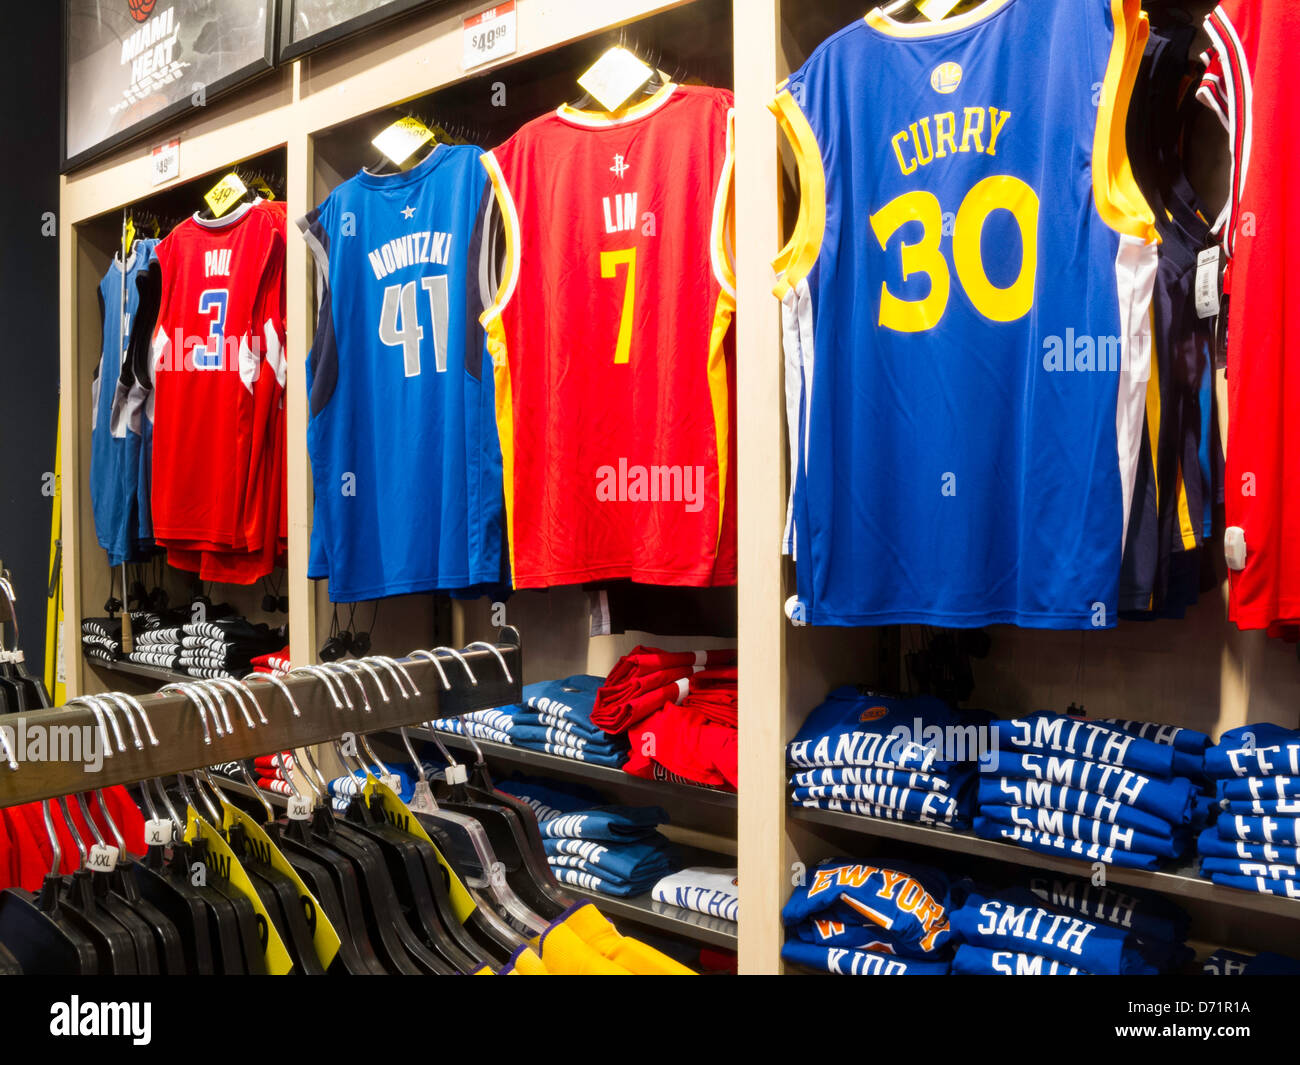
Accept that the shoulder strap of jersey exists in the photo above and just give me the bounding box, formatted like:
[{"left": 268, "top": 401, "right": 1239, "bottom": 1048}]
[
  {"left": 769, "top": 82, "right": 826, "bottom": 300},
  {"left": 1095, "top": 0, "right": 1159, "bottom": 243}
]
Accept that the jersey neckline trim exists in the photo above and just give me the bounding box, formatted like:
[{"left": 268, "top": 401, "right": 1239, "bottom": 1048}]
[
  {"left": 864, "top": 0, "right": 1016, "bottom": 39},
  {"left": 356, "top": 141, "right": 448, "bottom": 189},
  {"left": 191, "top": 196, "right": 264, "bottom": 229},
  {"left": 556, "top": 81, "right": 677, "bottom": 128}
]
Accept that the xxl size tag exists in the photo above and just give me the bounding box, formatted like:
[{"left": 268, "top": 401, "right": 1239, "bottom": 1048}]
[
  {"left": 364, "top": 776, "right": 477, "bottom": 923},
  {"left": 223, "top": 803, "right": 340, "bottom": 970},
  {"left": 88, "top": 843, "right": 119, "bottom": 873},
  {"left": 185, "top": 809, "right": 293, "bottom": 975},
  {"left": 1196, "top": 246, "right": 1222, "bottom": 319},
  {"left": 372, "top": 117, "right": 434, "bottom": 169},
  {"left": 577, "top": 47, "right": 655, "bottom": 112},
  {"left": 204, "top": 172, "right": 248, "bottom": 218}
]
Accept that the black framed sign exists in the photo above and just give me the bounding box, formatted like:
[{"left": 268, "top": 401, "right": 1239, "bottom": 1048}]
[
  {"left": 278, "top": 0, "right": 442, "bottom": 64},
  {"left": 63, "top": 0, "right": 279, "bottom": 172}
]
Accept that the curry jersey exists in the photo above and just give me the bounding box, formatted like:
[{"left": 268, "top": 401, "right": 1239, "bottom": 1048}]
[
  {"left": 481, "top": 83, "right": 736, "bottom": 589},
  {"left": 1199, "top": 1, "right": 1300, "bottom": 630},
  {"left": 774, "top": 0, "right": 1158, "bottom": 628},
  {"left": 90, "top": 239, "right": 157, "bottom": 566},
  {"left": 298, "top": 145, "right": 506, "bottom": 602}
]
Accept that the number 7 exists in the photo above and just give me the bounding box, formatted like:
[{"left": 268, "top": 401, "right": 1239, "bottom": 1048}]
[{"left": 600, "top": 248, "right": 637, "bottom": 365}]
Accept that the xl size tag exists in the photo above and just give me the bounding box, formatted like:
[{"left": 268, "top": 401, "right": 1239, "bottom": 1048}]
[
  {"left": 1196, "top": 246, "right": 1222, "bottom": 319},
  {"left": 372, "top": 117, "right": 434, "bottom": 169},
  {"left": 143, "top": 818, "right": 173, "bottom": 847},
  {"left": 204, "top": 172, "right": 248, "bottom": 218},
  {"left": 577, "top": 47, "right": 655, "bottom": 112}
]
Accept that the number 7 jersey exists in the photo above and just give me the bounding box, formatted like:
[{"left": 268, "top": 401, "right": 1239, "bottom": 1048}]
[
  {"left": 775, "top": 0, "right": 1159, "bottom": 628},
  {"left": 481, "top": 83, "right": 737, "bottom": 589}
]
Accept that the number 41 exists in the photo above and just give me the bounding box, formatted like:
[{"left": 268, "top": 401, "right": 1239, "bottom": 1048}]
[{"left": 378, "top": 275, "right": 450, "bottom": 376}]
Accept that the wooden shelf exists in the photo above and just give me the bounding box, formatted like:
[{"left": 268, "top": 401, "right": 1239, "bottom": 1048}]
[{"left": 85, "top": 656, "right": 193, "bottom": 687}]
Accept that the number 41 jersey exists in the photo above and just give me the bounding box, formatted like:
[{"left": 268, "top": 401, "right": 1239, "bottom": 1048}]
[{"left": 775, "top": 0, "right": 1159, "bottom": 628}]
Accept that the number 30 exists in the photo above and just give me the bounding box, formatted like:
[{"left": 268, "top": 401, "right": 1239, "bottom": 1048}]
[{"left": 868, "top": 174, "right": 1039, "bottom": 333}]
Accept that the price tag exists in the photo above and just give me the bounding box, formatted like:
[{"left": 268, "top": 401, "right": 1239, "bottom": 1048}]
[
  {"left": 203, "top": 172, "right": 248, "bottom": 218},
  {"left": 151, "top": 137, "right": 180, "bottom": 186},
  {"left": 88, "top": 843, "right": 120, "bottom": 872},
  {"left": 409, "top": 779, "right": 438, "bottom": 814},
  {"left": 144, "top": 818, "right": 173, "bottom": 847},
  {"left": 576, "top": 46, "right": 655, "bottom": 113},
  {"left": 287, "top": 795, "right": 312, "bottom": 821},
  {"left": 462, "top": 1, "right": 517, "bottom": 71},
  {"left": 371, "top": 116, "right": 434, "bottom": 169},
  {"left": 1196, "top": 246, "right": 1222, "bottom": 319},
  {"left": 916, "top": 0, "right": 962, "bottom": 19}
]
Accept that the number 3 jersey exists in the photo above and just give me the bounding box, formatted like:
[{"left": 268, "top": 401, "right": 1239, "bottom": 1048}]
[
  {"left": 298, "top": 145, "right": 507, "bottom": 602},
  {"left": 774, "top": 0, "right": 1159, "bottom": 628},
  {"left": 481, "top": 84, "right": 737, "bottom": 589}
]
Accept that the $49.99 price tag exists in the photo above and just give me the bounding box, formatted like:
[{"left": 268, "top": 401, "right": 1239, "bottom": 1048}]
[{"left": 462, "top": 1, "right": 517, "bottom": 71}]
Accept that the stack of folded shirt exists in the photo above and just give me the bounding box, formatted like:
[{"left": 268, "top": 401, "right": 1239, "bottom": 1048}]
[
  {"left": 496, "top": 778, "right": 676, "bottom": 897},
  {"left": 429, "top": 676, "right": 630, "bottom": 768},
  {"left": 1198, "top": 723, "right": 1300, "bottom": 898},
  {"left": 652, "top": 867, "right": 739, "bottom": 923},
  {"left": 251, "top": 645, "right": 291, "bottom": 675},
  {"left": 976, "top": 711, "right": 1197, "bottom": 869},
  {"left": 591, "top": 646, "right": 736, "bottom": 733},
  {"left": 126, "top": 624, "right": 183, "bottom": 670},
  {"left": 81, "top": 617, "right": 123, "bottom": 664},
  {"left": 623, "top": 665, "right": 739, "bottom": 790},
  {"left": 781, "top": 858, "right": 956, "bottom": 975},
  {"left": 786, "top": 689, "right": 989, "bottom": 829},
  {"left": 177, "top": 617, "right": 287, "bottom": 679},
  {"left": 1203, "top": 948, "right": 1300, "bottom": 975},
  {"left": 950, "top": 882, "right": 1161, "bottom": 975}
]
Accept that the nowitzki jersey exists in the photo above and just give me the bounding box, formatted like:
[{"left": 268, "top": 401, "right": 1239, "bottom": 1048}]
[
  {"left": 298, "top": 145, "right": 506, "bottom": 602},
  {"left": 774, "top": 0, "right": 1158, "bottom": 628},
  {"left": 481, "top": 84, "right": 736, "bottom": 589},
  {"left": 90, "top": 239, "right": 157, "bottom": 566}
]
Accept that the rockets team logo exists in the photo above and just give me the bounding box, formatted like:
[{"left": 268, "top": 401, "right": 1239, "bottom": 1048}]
[{"left": 128, "top": 0, "right": 158, "bottom": 22}]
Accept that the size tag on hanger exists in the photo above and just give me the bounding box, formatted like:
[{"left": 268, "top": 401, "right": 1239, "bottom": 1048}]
[
  {"left": 462, "top": 1, "right": 517, "bottom": 71},
  {"left": 186, "top": 809, "right": 294, "bottom": 975},
  {"left": 917, "top": 0, "right": 962, "bottom": 20},
  {"left": 577, "top": 46, "right": 655, "bottom": 112},
  {"left": 1195, "top": 246, "right": 1222, "bottom": 319},
  {"left": 364, "top": 776, "right": 478, "bottom": 923},
  {"left": 143, "top": 818, "right": 173, "bottom": 847},
  {"left": 287, "top": 794, "right": 312, "bottom": 821},
  {"left": 87, "top": 843, "right": 120, "bottom": 872},
  {"left": 409, "top": 779, "right": 438, "bottom": 814},
  {"left": 203, "top": 172, "right": 249, "bottom": 218},
  {"left": 381, "top": 772, "right": 403, "bottom": 794},
  {"left": 224, "top": 803, "right": 341, "bottom": 970},
  {"left": 372, "top": 117, "right": 434, "bottom": 169}
]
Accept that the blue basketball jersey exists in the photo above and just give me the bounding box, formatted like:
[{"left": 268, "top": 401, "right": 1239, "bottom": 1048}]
[
  {"left": 773, "top": 0, "right": 1158, "bottom": 628},
  {"left": 90, "top": 239, "right": 158, "bottom": 566},
  {"left": 298, "top": 145, "right": 506, "bottom": 602}
]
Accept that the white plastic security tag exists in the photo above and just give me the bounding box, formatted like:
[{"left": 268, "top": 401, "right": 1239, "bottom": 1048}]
[
  {"left": 1225, "top": 526, "right": 1248, "bottom": 571},
  {"left": 144, "top": 818, "right": 173, "bottom": 847}
]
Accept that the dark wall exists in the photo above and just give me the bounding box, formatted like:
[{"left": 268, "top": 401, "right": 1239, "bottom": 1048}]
[{"left": 0, "top": 5, "right": 61, "bottom": 680}]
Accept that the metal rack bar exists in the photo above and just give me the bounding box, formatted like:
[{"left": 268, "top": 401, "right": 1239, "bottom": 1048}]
[{"left": 0, "top": 629, "right": 521, "bottom": 807}]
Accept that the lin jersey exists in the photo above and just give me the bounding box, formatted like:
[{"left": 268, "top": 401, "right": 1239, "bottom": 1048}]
[
  {"left": 774, "top": 0, "right": 1159, "bottom": 628},
  {"left": 298, "top": 145, "right": 506, "bottom": 602},
  {"left": 482, "top": 83, "right": 737, "bottom": 589}
]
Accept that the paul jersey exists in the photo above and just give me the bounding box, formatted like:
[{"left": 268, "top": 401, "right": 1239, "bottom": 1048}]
[
  {"left": 298, "top": 144, "right": 506, "bottom": 602},
  {"left": 773, "top": 0, "right": 1158, "bottom": 628}
]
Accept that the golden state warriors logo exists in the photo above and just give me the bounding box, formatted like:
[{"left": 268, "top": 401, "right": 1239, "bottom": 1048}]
[
  {"left": 859, "top": 706, "right": 889, "bottom": 723},
  {"left": 931, "top": 62, "right": 962, "bottom": 94}
]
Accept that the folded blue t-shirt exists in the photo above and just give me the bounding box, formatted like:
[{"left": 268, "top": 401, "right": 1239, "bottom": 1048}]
[
  {"left": 1208, "top": 872, "right": 1300, "bottom": 898},
  {"left": 952, "top": 943, "right": 1086, "bottom": 975},
  {"left": 1100, "top": 718, "right": 1211, "bottom": 756},
  {"left": 550, "top": 866, "right": 659, "bottom": 897},
  {"left": 987, "top": 751, "right": 1195, "bottom": 825},
  {"left": 787, "top": 689, "right": 993, "bottom": 774},
  {"left": 781, "top": 939, "right": 950, "bottom": 975},
  {"left": 543, "top": 836, "right": 675, "bottom": 882},
  {"left": 1199, "top": 857, "right": 1300, "bottom": 880},
  {"left": 795, "top": 796, "right": 961, "bottom": 828},
  {"left": 1196, "top": 827, "right": 1300, "bottom": 865},
  {"left": 1021, "top": 871, "right": 1190, "bottom": 944},
  {"left": 1219, "top": 796, "right": 1300, "bottom": 817},
  {"left": 520, "top": 674, "right": 603, "bottom": 724},
  {"left": 509, "top": 723, "right": 627, "bottom": 752},
  {"left": 792, "top": 783, "right": 969, "bottom": 822},
  {"left": 978, "top": 805, "right": 1187, "bottom": 856},
  {"left": 979, "top": 777, "right": 1182, "bottom": 836},
  {"left": 511, "top": 711, "right": 609, "bottom": 744},
  {"left": 539, "top": 805, "right": 668, "bottom": 842},
  {"left": 974, "top": 818, "right": 1165, "bottom": 870},
  {"left": 1204, "top": 723, "right": 1300, "bottom": 779},
  {"left": 1217, "top": 815, "right": 1300, "bottom": 845},
  {"left": 991, "top": 713, "right": 1175, "bottom": 778},
  {"left": 789, "top": 765, "right": 958, "bottom": 794},
  {"left": 950, "top": 887, "right": 1158, "bottom": 975},
  {"left": 493, "top": 776, "right": 605, "bottom": 821},
  {"left": 1217, "top": 776, "right": 1300, "bottom": 802},
  {"left": 1202, "top": 948, "right": 1252, "bottom": 975}
]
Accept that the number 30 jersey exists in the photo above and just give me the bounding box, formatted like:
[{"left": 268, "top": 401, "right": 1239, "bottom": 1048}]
[
  {"left": 481, "top": 84, "right": 737, "bottom": 589},
  {"left": 298, "top": 145, "right": 507, "bottom": 602},
  {"left": 775, "top": 0, "right": 1159, "bottom": 628}
]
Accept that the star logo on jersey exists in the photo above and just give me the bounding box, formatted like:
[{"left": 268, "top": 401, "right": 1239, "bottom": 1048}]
[
  {"left": 401, "top": 205, "right": 416, "bottom": 220},
  {"left": 930, "top": 62, "right": 962, "bottom": 94},
  {"left": 610, "top": 154, "right": 630, "bottom": 179}
]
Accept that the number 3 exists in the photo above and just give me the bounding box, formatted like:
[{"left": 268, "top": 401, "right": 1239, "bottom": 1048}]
[{"left": 869, "top": 175, "right": 1039, "bottom": 332}]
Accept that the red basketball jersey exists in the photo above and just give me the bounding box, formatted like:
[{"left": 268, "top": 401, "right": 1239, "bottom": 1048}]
[
  {"left": 482, "top": 83, "right": 736, "bottom": 589},
  {"left": 149, "top": 199, "right": 285, "bottom": 582},
  {"left": 1202, "top": 1, "right": 1300, "bottom": 629}
]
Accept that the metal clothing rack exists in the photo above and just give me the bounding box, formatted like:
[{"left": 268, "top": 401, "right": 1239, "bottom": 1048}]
[{"left": 0, "top": 629, "right": 522, "bottom": 807}]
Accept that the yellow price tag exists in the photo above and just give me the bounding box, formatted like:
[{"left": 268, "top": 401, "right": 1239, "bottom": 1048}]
[
  {"left": 185, "top": 807, "right": 294, "bottom": 975},
  {"left": 362, "top": 776, "right": 478, "bottom": 924},
  {"left": 576, "top": 46, "right": 655, "bottom": 113},
  {"left": 122, "top": 216, "right": 136, "bottom": 258},
  {"left": 203, "top": 172, "right": 249, "bottom": 218},
  {"left": 371, "top": 117, "right": 435, "bottom": 169},
  {"left": 222, "top": 803, "right": 341, "bottom": 971},
  {"left": 916, "top": 0, "right": 962, "bottom": 19}
]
